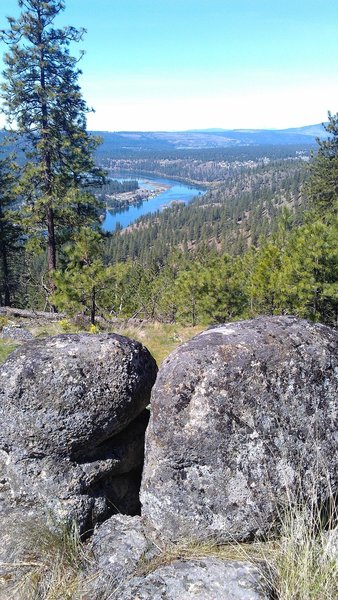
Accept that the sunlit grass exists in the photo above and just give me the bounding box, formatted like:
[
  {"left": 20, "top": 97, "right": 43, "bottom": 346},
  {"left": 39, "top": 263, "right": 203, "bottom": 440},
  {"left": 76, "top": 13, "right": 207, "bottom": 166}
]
[
  {"left": 28, "top": 319, "right": 205, "bottom": 365},
  {"left": 0, "top": 339, "right": 18, "bottom": 364},
  {"left": 132, "top": 507, "right": 337, "bottom": 600},
  {"left": 0, "top": 519, "right": 89, "bottom": 600},
  {"left": 116, "top": 322, "right": 204, "bottom": 365}
]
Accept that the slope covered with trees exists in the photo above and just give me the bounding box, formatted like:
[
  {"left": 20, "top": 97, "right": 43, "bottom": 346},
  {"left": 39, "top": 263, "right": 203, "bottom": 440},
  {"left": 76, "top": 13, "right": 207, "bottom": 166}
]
[{"left": 50, "top": 132, "right": 336, "bottom": 328}]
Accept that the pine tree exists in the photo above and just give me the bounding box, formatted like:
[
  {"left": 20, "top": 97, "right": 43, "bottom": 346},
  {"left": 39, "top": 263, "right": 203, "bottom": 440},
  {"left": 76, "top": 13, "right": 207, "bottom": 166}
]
[
  {"left": 0, "top": 0, "right": 103, "bottom": 288},
  {"left": 307, "top": 112, "right": 338, "bottom": 215},
  {"left": 278, "top": 219, "right": 338, "bottom": 326},
  {"left": 52, "top": 228, "right": 112, "bottom": 324},
  {"left": 0, "top": 150, "right": 22, "bottom": 306}
]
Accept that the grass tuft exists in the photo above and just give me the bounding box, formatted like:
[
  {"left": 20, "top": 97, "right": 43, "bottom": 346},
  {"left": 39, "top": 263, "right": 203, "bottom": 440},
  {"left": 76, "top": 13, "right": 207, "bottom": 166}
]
[
  {"left": 0, "top": 339, "right": 18, "bottom": 364},
  {"left": 117, "top": 322, "right": 204, "bottom": 364},
  {"left": 0, "top": 519, "right": 90, "bottom": 600},
  {"left": 267, "top": 494, "right": 338, "bottom": 600}
]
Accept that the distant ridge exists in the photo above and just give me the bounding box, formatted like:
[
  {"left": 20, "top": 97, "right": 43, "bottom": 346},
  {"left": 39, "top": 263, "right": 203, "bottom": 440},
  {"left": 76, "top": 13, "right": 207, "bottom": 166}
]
[
  {"left": 184, "top": 123, "right": 326, "bottom": 137},
  {"left": 278, "top": 124, "right": 327, "bottom": 137},
  {"left": 90, "top": 123, "right": 325, "bottom": 153},
  {"left": 0, "top": 123, "right": 326, "bottom": 154}
]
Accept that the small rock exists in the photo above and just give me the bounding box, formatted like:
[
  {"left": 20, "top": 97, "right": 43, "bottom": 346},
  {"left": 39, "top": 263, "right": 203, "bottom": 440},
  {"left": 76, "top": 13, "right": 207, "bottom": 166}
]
[
  {"left": 1, "top": 326, "right": 33, "bottom": 341},
  {"left": 82, "top": 515, "right": 156, "bottom": 599},
  {"left": 322, "top": 527, "right": 338, "bottom": 563}
]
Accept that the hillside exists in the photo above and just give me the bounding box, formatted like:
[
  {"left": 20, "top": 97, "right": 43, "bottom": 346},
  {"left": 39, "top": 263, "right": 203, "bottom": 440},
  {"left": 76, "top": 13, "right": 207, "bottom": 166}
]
[
  {"left": 0, "top": 124, "right": 322, "bottom": 162},
  {"left": 91, "top": 124, "right": 324, "bottom": 156}
]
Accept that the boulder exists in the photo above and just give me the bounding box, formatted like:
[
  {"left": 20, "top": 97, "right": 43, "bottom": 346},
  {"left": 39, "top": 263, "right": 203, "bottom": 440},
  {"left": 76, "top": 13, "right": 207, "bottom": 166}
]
[
  {"left": 82, "top": 515, "right": 156, "bottom": 598},
  {"left": 323, "top": 527, "right": 338, "bottom": 563},
  {"left": 0, "top": 333, "right": 156, "bottom": 458},
  {"left": 0, "top": 334, "right": 157, "bottom": 529},
  {"left": 112, "top": 558, "right": 271, "bottom": 600},
  {"left": 141, "top": 316, "right": 338, "bottom": 542}
]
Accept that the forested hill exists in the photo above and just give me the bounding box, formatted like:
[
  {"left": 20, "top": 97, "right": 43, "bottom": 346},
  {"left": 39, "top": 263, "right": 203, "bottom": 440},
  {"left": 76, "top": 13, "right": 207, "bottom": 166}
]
[
  {"left": 1, "top": 113, "right": 336, "bottom": 329},
  {"left": 0, "top": 124, "right": 322, "bottom": 159},
  {"left": 91, "top": 124, "right": 324, "bottom": 156},
  {"left": 105, "top": 153, "right": 308, "bottom": 263}
]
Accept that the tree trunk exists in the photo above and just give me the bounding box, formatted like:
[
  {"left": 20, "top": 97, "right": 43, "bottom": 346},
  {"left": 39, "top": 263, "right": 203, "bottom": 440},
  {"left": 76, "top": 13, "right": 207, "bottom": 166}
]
[
  {"left": 39, "top": 27, "right": 57, "bottom": 285},
  {"left": 46, "top": 205, "right": 57, "bottom": 311},
  {"left": 46, "top": 205, "right": 57, "bottom": 274},
  {"left": 0, "top": 307, "right": 65, "bottom": 319},
  {"left": 91, "top": 286, "right": 96, "bottom": 325},
  {"left": 1, "top": 242, "right": 10, "bottom": 306}
]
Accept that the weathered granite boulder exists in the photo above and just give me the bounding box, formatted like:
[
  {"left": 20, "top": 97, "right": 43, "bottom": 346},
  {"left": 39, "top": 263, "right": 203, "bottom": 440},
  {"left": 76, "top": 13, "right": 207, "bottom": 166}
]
[
  {"left": 0, "top": 334, "right": 157, "bottom": 530},
  {"left": 0, "top": 333, "right": 156, "bottom": 458},
  {"left": 141, "top": 316, "right": 338, "bottom": 542},
  {"left": 112, "top": 558, "right": 271, "bottom": 600}
]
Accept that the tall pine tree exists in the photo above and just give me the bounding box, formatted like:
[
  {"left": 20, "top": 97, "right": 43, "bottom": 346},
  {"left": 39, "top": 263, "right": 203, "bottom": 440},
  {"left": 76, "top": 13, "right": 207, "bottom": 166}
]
[
  {"left": 0, "top": 150, "right": 22, "bottom": 306},
  {"left": 0, "top": 0, "right": 103, "bottom": 291},
  {"left": 307, "top": 112, "right": 338, "bottom": 216}
]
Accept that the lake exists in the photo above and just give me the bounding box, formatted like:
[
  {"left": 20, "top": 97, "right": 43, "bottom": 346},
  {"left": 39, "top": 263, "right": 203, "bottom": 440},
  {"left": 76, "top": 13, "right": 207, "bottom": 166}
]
[{"left": 102, "top": 173, "right": 205, "bottom": 232}]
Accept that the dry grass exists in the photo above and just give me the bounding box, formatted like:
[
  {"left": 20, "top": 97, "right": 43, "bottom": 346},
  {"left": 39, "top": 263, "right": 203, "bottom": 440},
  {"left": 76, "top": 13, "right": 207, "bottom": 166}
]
[
  {"left": 131, "top": 480, "right": 338, "bottom": 600},
  {"left": 0, "top": 519, "right": 90, "bottom": 600},
  {"left": 131, "top": 520, "right": 337, "bottom": 600},
  {"left": 115, "top": 321, "right": 204, "bottom": 365},
  {"left": 22, "top": 318, "right": 204, "bottom": 365},
  {"left": 133, "top": 537, "right": 270, "bottom": 578},
  {"left": 267, "top": 494, "right": 338, "bottom": 600},
  {"left": 5, "top": 510, "right": 337, "bottom": 600}
]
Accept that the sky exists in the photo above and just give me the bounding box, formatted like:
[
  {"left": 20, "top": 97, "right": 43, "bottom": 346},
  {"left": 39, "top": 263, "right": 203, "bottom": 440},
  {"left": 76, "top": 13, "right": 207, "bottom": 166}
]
[{"left": 0, "top": 0, "right": 338, "bottom": 132}]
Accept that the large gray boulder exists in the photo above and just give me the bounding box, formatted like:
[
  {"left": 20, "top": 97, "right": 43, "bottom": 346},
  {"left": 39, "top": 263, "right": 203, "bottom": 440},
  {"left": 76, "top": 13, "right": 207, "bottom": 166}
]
[
  {"left": 0, "top": 334, "right": 157, "bottom": 530},
  {"left": 0, "top": 333, "right": 156, "bottom": 458},
  {"left": 112, "top": 558, "right": 271, "bottom": 600},
  {"left": 141, "top": 316, "right": 338, "bottom": 542}
]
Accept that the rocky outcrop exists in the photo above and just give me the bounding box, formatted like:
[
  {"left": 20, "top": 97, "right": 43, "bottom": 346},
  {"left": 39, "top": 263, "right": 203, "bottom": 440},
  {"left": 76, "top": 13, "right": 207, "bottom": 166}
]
[
  {"left": 111, "top": 557, "right": 271, "bottom": 600},
  {"left": 141, "top": 316, "right": 338, "bottom": 542},
  {"left": 1, "top": 317, "right": 337, "bottom": 599},
  {"left": 0, "top": 333, "right": 157, "bottom": 531}
]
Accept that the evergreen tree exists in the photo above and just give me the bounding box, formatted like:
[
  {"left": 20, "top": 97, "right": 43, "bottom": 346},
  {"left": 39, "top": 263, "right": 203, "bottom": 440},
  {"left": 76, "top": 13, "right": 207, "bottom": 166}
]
[
  {"left": 174, "top": 261, "right": 209, "bottom": 326},
  {"left": 278, "top": 218, "right": 338, "bottom": 326},
  {"left": 52, "top": 228, "right": 112, "bottom": 324},
  {"left": 0, "top": 151, "right": 22, "bottom": 306},
  {"left": 307, "top": 112, "right": 338, "bottom": 215},
  {"left": 0, "top": 0, "right": 103, "bottom": 286}
]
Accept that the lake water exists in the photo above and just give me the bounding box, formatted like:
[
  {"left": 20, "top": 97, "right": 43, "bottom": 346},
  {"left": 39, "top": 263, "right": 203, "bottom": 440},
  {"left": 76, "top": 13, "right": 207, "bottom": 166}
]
[{"left": 102, "top": 173, "right": 205, "bottom": 232}]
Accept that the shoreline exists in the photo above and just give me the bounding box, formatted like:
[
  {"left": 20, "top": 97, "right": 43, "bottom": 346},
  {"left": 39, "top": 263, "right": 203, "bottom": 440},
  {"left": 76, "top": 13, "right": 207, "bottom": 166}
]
[{"left": 105, "top": 181, "right": 170, "bottom": 211}]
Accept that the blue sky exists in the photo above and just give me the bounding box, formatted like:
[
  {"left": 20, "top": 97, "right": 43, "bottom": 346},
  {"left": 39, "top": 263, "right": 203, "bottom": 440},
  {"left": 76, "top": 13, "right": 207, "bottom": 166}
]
[{"left": 0, "top": 0, "right": 338, "bottom": 131}]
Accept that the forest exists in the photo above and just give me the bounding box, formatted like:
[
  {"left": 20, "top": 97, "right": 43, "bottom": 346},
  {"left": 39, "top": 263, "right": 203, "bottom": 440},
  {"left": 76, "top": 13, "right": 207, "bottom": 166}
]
[{"left": 0, "top": 0, "right": 337, "bottom": 330}]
